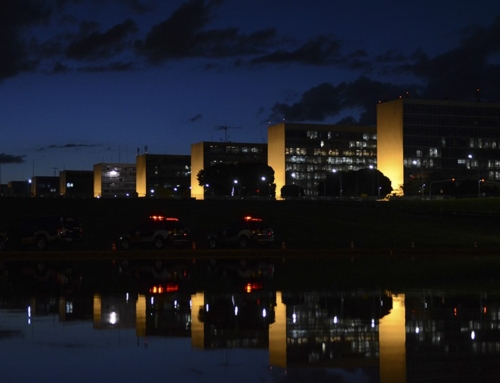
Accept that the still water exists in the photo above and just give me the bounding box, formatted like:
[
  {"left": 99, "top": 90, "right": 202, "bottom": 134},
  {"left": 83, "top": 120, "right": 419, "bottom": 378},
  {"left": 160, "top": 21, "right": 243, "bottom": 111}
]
[{"left": 0, "top": 256, "right": 499, "bottom": 383}]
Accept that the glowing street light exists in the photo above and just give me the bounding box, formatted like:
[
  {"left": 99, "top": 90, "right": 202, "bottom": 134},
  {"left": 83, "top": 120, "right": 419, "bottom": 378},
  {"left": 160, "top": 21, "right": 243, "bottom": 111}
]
[
  {"left": 261, "top": 176, "right": 270, "bottom": 198},
  {"left": 332, "top": 169, "right": 342, "bottom": 200},
  {"left": 468, "top": 154, "right": 481, "bottom": 197}
]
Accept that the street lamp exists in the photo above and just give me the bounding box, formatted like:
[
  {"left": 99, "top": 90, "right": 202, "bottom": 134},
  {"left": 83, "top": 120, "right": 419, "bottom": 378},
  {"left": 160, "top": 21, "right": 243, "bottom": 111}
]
[
  {"left": 261, "top": 176, "right": 270, "bottom": 198},
  {"left": 369, "top": 164, "right": 380, "bottom": 198},
  {"left": 369, "top": 165, "right": 375, "bottom": 197},
  {"left": 232, "top": 179, "right": 238, "bottom": 197},
  {"left": 332, "top": 169, "right": 342, "bottom": 200},
  {"left": 468, "top": 154, "right": 481, "bottom": 198}
]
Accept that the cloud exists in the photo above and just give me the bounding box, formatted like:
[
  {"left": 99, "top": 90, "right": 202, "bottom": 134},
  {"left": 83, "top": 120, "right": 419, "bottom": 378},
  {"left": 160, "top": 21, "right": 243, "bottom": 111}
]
[
  {"left": 400, "top": 16, "right": 500, "bottom": 101},
  {"left": 0, "top": 153, "right": 26, "bottom": 164},
  {"left": 188, "top": 113, "right": 203, "bottom": 123},
  {"left": 269, "top": 77, "right": 412, "bottom": 125},
  {"left": 136, "top": 0, "right": 220, "bottom": 61},
  {"left": 268, "top": 16, "right": 500, "bottom": 126},
  {"left": 270, "top": 83, "right": 342, "bottom": 122},
  {"left": 0, "top": 0, "right": 50, "bottom": 80},
  {"left": 1, "top": 0, "right": 499, "bottom": 123},
  {"left": 77, "top": 61, "right": 135, "bottom": 72},
  {"left": 376, "top": 49, "right": 407, "bottom": 64},
  {"left": 119, "top": 0, "right": 154, "bottom": 15},
  {"left": 66, "top": 18, "right": 138, "bottom": 60},
  {"left": 136, "top": 0, "right": 279, "bottom": 62},
  {"left": 37, "top": 143, "right": 100, "bottom": 151},
  {"left": 252, "top": 35, "right": 341, "bottom": 66}
]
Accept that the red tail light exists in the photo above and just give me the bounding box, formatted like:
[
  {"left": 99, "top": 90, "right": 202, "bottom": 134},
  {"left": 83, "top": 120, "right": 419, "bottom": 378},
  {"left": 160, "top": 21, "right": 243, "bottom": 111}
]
[
  {"left": 149, "top": 283, "right": 179, "bottom": 294},
  {"left": 245, "top": 282, "right": 262, "bottom": 293}
]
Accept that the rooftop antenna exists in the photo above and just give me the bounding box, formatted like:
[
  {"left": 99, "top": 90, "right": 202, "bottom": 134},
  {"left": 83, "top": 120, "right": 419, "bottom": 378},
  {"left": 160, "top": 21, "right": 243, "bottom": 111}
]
[
  {"left": 215, "top": 125, "right": 241, "bottom": 142},
  {"left": 51, "top": 167, "right": 59, "bottom": 176}
]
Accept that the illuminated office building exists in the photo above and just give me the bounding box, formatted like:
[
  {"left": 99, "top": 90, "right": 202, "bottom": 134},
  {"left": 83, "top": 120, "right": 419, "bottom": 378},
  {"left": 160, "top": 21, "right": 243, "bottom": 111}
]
[
  {"left": 93, "top": 163, "right": 136, "bottom": 198},
  {"left": 190, "top": 141, "right": 267, "bottom": 200},
  {"left": 377, "top": 98, "right": 500, "bottom": 195},
  {"left": 268, "top": 122, "right": 377, "bottom": 197},
  {"left": 136, "top": 154, "right": 190, "bottom": 198}
]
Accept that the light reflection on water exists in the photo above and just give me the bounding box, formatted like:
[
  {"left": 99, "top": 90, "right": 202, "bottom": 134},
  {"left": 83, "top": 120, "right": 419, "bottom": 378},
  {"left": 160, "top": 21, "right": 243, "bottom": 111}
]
[{"left": 0, "top": 258, "right": 500, "bottom": 382}]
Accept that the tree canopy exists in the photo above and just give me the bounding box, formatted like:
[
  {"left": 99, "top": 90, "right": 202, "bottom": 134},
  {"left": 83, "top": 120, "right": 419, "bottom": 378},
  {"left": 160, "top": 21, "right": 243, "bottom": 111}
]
[
  {"left": 317, "top": 168, "right": 392, "bottom": 198},
  {"left": 197, "top": 162, "right": 275, "bottom": 198}
]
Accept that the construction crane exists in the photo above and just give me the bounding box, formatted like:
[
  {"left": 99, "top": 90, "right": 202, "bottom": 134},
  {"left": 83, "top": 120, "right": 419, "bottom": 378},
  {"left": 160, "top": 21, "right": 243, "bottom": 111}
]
[{"left": 215, "top": 125, "right": 241, "bottom": 142}]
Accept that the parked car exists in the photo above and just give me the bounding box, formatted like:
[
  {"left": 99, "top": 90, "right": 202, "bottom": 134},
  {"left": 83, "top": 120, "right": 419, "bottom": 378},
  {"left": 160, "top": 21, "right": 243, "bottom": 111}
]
[
  {"left": 207, "top": 216, "right": 274, "bottom": 249},
  {"left": 118, "top": 215, "right": 191, "bottom": 250},
  {"left": 0, "top": 215, "right": 83, "bottom": 251}
]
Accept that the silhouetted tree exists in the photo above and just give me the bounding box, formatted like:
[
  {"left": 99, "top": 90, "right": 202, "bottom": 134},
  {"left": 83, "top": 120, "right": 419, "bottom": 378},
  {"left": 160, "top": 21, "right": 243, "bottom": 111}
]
[
  {"left": 197, "top": 162, "right": 275, "bottom": 198},
  {"left": 318, "top": 168, "right": 392, "bottom": 198},
  {"left": 281, "top": 184, "right": 305, "bottom": 199}
]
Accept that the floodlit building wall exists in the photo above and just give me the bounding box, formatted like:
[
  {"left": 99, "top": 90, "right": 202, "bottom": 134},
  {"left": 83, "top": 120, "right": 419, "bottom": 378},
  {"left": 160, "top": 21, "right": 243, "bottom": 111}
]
[
  {"left": 93, "top": 164, "right": 102, "bottom": 198},
  {"left": 268, "top": 123, "right": 286, "bottom": 199},
  {"left": 377, "top": 100, "right": 404, "bottom": 195},
  {"left": 190, "top": 143, "right": 205, "bottom": 200},
  {"left": 136, "top": 155, "right": 147, "bottom": 197}
]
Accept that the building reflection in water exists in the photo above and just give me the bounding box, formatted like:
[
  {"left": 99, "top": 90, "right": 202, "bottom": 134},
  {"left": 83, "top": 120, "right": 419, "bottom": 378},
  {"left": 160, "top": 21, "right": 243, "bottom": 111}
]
[
  {"left": 379, "top": 294, "right": 406, "bottom": 383},
  {"left": 15, "top": 286, "right": 500, "bottom": 382}
]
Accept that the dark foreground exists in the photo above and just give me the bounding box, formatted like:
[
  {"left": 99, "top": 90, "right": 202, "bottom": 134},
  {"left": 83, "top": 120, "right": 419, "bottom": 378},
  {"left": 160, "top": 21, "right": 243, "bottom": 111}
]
[
  {"left": 1, "top": 247, "right": 499, "bottom": 292},
  {"left": 1, "top": 197, "right": 500, "bottom": 251},
  {"left": 1, "top": 197, "right": 499, "bottom": 291}
]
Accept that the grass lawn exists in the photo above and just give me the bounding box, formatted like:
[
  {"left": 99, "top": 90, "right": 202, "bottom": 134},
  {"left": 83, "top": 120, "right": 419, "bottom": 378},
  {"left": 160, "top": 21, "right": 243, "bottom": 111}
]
[{"left": 1, "top": 197, "right": 500, "bottom": 251}]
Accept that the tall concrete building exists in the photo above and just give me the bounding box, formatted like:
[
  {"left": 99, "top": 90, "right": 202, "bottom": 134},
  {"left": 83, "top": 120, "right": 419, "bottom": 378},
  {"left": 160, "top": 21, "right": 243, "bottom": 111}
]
[
  {"left": 377, "top": 98, "right": 500, "bottom": 195},
  {"left": 190, "top": 141, "right": 267, "bottom": 200},
  {"left": 268, "top": 122, "right": 377, "bottom": 197},
  {"left": 136, "top": 154, "right": 191, "bottom": 198}
]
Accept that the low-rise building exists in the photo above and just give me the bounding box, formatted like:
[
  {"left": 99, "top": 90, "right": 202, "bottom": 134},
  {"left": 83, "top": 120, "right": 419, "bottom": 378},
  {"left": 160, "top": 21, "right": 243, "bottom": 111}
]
[
  {"left": 190, "top": 141, "right": 267, "bottom": 200},
  {"left": 31, "top": 176, "right": 59, "bottom": 198},
  {"left": 60, "top": 170, "right": 94, "bottom": 198},
  {"left": 136, "top": 154, "right": 191, "bottom": 198},
  {"left": 93, "top": 163, "right": 136, "bottom": 198}
]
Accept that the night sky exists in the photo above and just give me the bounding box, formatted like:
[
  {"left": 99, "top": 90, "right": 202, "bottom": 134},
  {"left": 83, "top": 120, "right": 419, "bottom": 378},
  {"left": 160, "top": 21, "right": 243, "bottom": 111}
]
[{"left": 1, "top": 0, "right": 500, "bottom": 183}]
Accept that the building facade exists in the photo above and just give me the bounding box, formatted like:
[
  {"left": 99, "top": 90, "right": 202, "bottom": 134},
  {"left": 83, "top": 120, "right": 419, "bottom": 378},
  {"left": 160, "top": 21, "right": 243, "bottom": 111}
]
[
  {"left": 31, "top": 176, "right": 59, "bottom": 197},
  {"left": 60, "top": 170, "right": 94, "bottom": 198},
  {"left": 136, "top": 154, "right": 191, "bottom": 198},
  {"left": 2, "top": 181, "right": 30, "bottom": 197},
  {"left": 377, "top": 98, "right": 500, "bottom": 195},
  {"left": 190, "top": 141, "right": 267, "bottom": 200},
  {"left": 268, "top": 122, "right": 377, "bottom": 197},
  {"left": 93, "top": 163, "right": 136, "bottom": 198}
]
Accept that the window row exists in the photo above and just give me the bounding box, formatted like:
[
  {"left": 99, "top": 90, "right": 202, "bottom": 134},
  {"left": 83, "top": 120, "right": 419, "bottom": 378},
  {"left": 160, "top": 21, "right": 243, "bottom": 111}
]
[
  {"left": 305, "top": 131, "right": 376, "bottom": 140},
  {"left": 404, "top": 104, "right": 500, "bottom": 118}
]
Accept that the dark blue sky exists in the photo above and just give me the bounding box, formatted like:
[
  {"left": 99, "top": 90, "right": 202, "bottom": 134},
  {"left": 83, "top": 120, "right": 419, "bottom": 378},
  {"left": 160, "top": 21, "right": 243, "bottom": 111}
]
[{"left": 1, "top": 0, "right": 500, "bottom": 183}]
